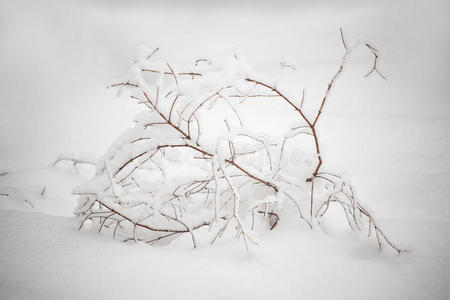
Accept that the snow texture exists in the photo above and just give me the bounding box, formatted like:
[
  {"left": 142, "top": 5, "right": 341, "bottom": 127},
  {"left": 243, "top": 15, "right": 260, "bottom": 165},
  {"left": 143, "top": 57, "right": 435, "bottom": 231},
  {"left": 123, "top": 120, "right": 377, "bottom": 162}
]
[{"left": 0, "top": 0, "right": 449, "bottom": 299}]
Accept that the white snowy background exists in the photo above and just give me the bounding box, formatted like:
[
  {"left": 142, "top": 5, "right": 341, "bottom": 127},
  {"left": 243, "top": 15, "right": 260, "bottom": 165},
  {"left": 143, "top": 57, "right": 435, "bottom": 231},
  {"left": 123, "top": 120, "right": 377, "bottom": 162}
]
[{"left": 0, "top": 0, "right": 449, "bottom": 299}]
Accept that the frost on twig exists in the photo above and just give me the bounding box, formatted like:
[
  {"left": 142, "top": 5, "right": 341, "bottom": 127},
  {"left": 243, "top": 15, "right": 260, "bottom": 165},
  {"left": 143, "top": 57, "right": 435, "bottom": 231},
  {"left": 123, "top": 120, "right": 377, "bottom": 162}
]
[
  {"left": 75, "top": 30, "right": 403, "bottom": 253},
  {"left": 53, "top": 153, "right": 97, "bottom": 174}
]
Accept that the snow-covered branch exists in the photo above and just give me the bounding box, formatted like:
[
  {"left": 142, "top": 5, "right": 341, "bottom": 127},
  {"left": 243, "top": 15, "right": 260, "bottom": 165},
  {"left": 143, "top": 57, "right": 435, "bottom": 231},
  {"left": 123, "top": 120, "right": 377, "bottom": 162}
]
[{"left": 76, "top": 31, "right": 403, "bottom": 253}]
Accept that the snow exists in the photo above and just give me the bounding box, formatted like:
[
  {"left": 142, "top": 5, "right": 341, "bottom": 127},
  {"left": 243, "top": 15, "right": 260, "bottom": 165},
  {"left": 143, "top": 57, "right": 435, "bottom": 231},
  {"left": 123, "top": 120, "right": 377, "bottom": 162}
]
[
  {"left": 0, "top": 209, "right": 448, "bottom": 300},
  {"left": 0, "top": 166, "right": 88, "bottom": 217},
  {"left": 1, "top": 0, "right": 449, "bottom": 299}
]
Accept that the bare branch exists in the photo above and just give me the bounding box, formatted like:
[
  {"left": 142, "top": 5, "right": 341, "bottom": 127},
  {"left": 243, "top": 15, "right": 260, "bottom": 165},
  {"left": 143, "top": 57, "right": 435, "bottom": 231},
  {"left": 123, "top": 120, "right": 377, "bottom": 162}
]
[
  {"left": 364, "top": 43, "right": 387, "bottom": 80},
  {"left": 146, "top": 47, "right": 160, "bottom": 60}
]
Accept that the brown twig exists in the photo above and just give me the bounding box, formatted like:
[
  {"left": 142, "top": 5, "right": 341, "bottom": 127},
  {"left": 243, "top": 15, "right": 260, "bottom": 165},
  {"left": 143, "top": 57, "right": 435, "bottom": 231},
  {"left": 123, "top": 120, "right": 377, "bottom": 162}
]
[
  {"left": 141, "top": 69, "right": 202, "bottom": 77},
  {"left": 146, "top": 47, "right": 160, "bottom": 60},
  {"left": 364, "top": 43, "right": 386, "bottom": 79}
]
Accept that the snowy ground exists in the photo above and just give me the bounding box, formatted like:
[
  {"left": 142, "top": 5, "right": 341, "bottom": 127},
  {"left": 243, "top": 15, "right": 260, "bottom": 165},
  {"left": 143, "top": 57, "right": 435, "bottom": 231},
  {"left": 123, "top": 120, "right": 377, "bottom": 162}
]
[
  {"left": 1, "top": 0, "right": 449, "bottom": 299},
  {"left": 0, "top": 208, "right": 448, "bottom": 300}
]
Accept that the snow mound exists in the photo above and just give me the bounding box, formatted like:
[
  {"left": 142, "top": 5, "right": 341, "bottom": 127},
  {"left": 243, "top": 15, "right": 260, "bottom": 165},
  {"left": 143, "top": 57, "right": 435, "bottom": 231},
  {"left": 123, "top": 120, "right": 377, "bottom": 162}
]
[{"left": 0, "top": 165, "right": 92, "bottom": 217}]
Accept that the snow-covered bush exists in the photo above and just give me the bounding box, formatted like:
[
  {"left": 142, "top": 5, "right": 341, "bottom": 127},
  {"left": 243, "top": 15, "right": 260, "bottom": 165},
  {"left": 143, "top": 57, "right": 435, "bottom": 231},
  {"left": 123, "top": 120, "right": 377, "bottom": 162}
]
[{"left": 74, "top": 31, "right": 402, "bottom": 252}]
